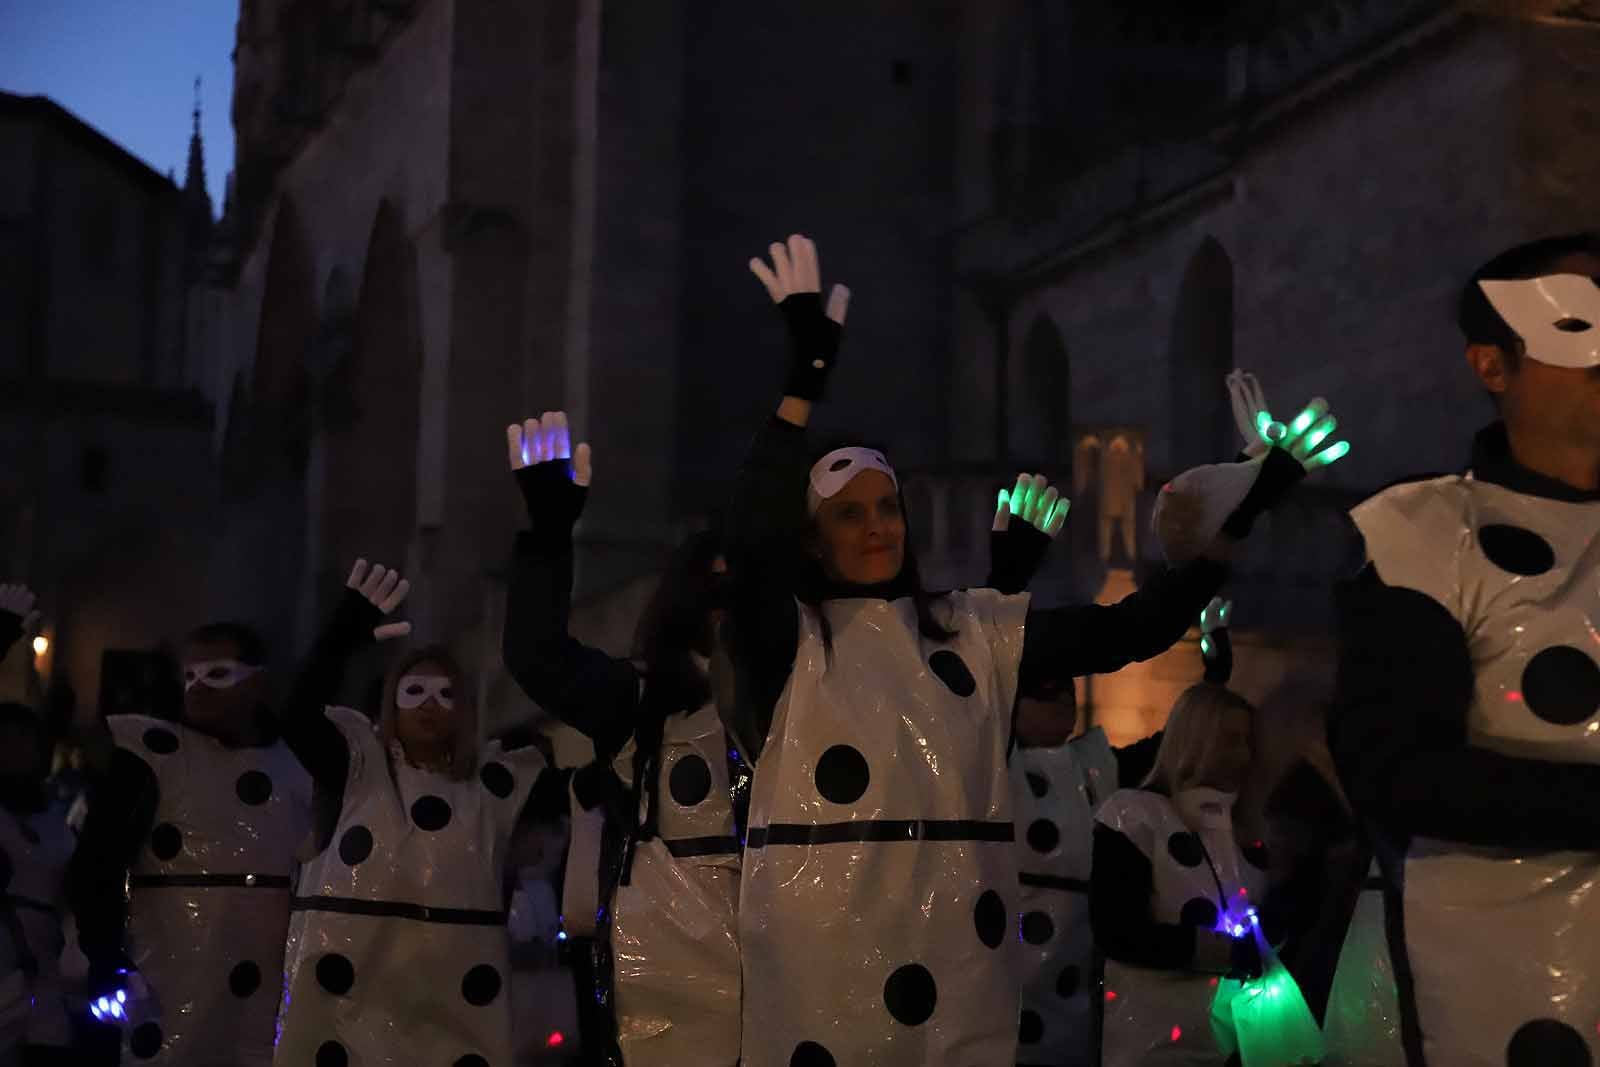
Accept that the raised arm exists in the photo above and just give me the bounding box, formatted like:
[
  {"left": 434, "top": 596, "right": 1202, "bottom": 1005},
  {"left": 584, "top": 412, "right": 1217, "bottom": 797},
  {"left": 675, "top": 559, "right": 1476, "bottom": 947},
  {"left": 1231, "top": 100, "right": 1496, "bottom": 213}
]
[
  {"left": 719, "top": 235, "right": 850, "bottom": 761},
  {"left": 986, "top": 473, "right": 1068, "bottom": 594},
  {"left": 0, "top": 584, "right": 38, "bottom": 661}
]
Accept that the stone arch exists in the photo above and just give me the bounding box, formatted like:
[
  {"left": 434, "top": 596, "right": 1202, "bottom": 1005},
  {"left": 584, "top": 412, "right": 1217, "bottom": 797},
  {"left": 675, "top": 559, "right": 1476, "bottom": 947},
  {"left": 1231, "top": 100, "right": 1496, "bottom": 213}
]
[
  {"left": 1010, "top": 314, "right": 1072, "bottom": 473},
  {"left": 1166, "top": 236, "right": 1234, "bottom": 471}
]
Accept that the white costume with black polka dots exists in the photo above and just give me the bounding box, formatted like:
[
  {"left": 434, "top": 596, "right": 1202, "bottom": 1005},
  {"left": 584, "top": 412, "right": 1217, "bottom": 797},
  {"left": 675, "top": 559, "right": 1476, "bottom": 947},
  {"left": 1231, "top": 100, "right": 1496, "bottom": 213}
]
[
  {"left": 274, "top": 706, "right": 543, "bottom": 1067},
  {"left": 1321, "top": 860, "right": 1404, "bottom": 1067},
  {"left": 106, "top": 715, "right": 313, "bottom": 1066},
  {"left": 1012, "top": 728, "right": 1117, "bottom": 1066},
  {"left": 0, "top": 799, "right": 75, "bottom": 1054},
  {"left": 1353, "top": 475, "right": 1600, "bottom": 1067},
  {"left": 609, "top": 702, "right": 741, "bottom": 1065},
  {"left": 739, "top": 589, "right": 1028, "bottom": 1067},
  {"left": 1095, "top": 788, "right": 1267, "bottom": 1067}
]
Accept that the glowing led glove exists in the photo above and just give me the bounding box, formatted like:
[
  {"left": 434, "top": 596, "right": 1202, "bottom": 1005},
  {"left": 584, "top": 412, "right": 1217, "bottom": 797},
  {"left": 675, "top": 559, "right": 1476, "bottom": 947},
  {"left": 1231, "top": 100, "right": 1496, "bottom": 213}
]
[
  {"left": 748, "top": 234, "right": 851, "bottom": 401},
  {"left": 88, "top": 962, "right": 160, "bottom": 1034},
  {"left": 1227, "top": 371, "right": 1350, "bottom": 470},
  {"left": 508, "top": 410, "right": 593, "bottom": 548},
  {"left": 988, "top": 473, "right": 1069, "bottom": 594},
  {"left": 1200, "top": 596, "right": 1234, "bottom": 685},
  {"left": 345, "top": 559, "right": 412, "bottom": 642}
]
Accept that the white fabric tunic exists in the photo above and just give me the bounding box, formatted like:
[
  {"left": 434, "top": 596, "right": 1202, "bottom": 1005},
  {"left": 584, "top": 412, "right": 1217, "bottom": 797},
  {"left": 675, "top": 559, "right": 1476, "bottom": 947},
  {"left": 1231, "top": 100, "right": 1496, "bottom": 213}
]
[
  {"left": 274, "top": 707, "right": 543, "bottom": 1067},
  {"left": 0, "top": 799, "right": 75, "bottom": 1054},
  {"left": 1321, "top": 860, "right": 1404, "bottom": 1067},
  {"left": 106, "top": 715, "right": 312, "bottom": 1066},
  {"left": 1012, "top": 727, "right": 1117, "bottom": 1067},
  {"left": 609, "top": 701, "right": 741, "bottom": 1065},
  {"left": 1352, "top": 474, "right": 1600, "bottom": 1067},
  {"left": 1096, "top": 788, "right": 1266, "bottom": 1067},
  {"left": 739, "top": 589, "right": 1029, "bottom": 1067}
]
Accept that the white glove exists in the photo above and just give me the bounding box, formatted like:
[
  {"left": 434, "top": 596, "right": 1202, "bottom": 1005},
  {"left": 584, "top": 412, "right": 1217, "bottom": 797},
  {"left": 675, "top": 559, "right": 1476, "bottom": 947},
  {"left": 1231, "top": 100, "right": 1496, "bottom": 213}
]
[
  {"left": 0, "top": 584, "right": 39, "bottom": 630},
  {"left": 346, "top": 560, "right": 412, "bottom": 642},
  {"left": 506, "top": 410, "right": 593, "bottom": 486},
  {"left": 747, "top": 234, "right": 852, "bottom": 324}
]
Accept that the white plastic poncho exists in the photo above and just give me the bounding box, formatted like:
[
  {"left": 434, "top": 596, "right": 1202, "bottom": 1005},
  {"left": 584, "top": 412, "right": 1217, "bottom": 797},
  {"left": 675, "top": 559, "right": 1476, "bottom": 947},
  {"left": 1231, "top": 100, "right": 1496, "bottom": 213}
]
[
  {"left": 1012, "top": 727, "right": 1117, "bottom": 1067},
  {"left": 1095, "top": 787, "right": 1267, "bottom": 1067},
  {"left": 0, "top": 798, "right": 76, "bottom": 1054},
  {"left": 609, "top": 701, "right": 741, "bottom": 1064},
  {"left": 274, "top": 706, "right": 544, "bottom": 1067},
  {"left": 1352, "top": 474, "right": 1600, "bottom": 1067},
  {"left": 739, "top": 589, "right": 1029, "bottom": 1067},
  {"left": 106, "top": 714, "right": 312, "bottom": 1066},
  {"left": 1321, "top": 859, "right": 1404, "bottom": 1067}
]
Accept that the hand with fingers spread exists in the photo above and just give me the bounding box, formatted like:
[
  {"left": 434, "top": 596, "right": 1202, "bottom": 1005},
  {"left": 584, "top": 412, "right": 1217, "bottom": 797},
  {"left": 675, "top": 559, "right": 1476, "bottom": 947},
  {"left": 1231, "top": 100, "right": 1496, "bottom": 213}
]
[
  {"left": 1199, "top": 596, "right": 1234, "bottom": 684},
  {"left": 345, "top": 559, "right": 413, "bottom": 642},
  {"left": 508, "top": 410, "right": 593, "bottom": 548},
  {"left": 987, "top": 473, "right": 1070, "bottom": 594},
  {"left": 748, "top": 233, "right": 852, "bottom": 402}
]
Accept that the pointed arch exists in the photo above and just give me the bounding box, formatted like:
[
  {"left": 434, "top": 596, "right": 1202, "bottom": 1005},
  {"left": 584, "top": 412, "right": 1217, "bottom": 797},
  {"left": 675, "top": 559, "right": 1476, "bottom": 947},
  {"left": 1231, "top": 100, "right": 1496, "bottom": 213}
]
[
  {"left": 1166, "top": 236, "right": 1234, "bottom": 469},
  {"left": 1009, "top": 314, "right": 1072, "bottom": 470}
]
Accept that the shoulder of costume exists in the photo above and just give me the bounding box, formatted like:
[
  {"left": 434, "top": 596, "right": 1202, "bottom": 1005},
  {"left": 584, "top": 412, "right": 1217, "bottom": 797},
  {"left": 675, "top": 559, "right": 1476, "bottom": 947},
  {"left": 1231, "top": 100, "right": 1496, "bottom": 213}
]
[
  {"left": 1351, "top": 473, "right": 1471, "bottom": 595},
  {"left": 106, "top": 713, "right": 194, "bottom": 756},
  {"left": 1094, "top": 787, "right": 1170, "bottom": 852}
]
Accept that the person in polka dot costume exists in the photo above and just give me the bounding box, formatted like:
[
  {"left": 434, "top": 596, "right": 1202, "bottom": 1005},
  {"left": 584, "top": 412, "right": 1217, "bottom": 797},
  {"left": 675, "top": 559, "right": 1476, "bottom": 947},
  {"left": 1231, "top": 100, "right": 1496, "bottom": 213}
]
[
  {"left": 67, "top": 620, "right": 314, "bottom": 1066},
  {"left": 1330, "top": 232, "right": 1600, "bottom": 1067},
  {"left": 722, "top": 235, "right": 1241, "bottom": 1066},
  {"left": 272, "top": 560, "right": 573, "bottom": 1067},
  {"left": 502, "top": 412, "right": 743, "bottom": 1065}
]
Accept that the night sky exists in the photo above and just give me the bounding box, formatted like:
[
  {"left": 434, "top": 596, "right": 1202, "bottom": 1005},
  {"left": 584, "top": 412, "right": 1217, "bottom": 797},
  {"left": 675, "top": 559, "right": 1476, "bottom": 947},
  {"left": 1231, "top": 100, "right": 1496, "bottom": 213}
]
[{"left": 1, "top": 0, "right": 236, "bottom": 214}]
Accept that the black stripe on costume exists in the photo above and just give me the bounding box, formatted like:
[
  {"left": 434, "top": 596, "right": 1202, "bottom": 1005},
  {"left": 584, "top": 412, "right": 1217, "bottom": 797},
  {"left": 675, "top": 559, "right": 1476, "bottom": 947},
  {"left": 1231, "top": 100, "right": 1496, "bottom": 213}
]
[
  {"left": 1019, "top": 872, "right": 1090, "bottom": 893},
  {"left": 745, "top": 819, "right": 1014, "bottom": 848},
  {"left": 289, "top": 894, "right": 507, "bottom": 926},
  {"left": 661, "top": 835, "right": 741, "bottom": 858},
  {"left": 130, "top": 874, "right": 291, "bottom": 890}
]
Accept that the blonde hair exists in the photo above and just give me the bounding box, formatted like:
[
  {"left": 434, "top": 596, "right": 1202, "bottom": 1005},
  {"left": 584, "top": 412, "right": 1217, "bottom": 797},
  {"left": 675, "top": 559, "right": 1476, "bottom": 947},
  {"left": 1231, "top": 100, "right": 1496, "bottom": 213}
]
[
  {"left": 379, "top": 645, "right": 479, "bottom": 780},
  {"left": 1141, "top": 683, "right": 1256, "bottom": 796}
]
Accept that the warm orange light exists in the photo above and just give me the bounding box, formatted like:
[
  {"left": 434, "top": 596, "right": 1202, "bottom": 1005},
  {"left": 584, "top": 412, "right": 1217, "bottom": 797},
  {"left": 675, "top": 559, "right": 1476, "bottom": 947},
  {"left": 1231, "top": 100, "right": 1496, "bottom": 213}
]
[{"left": 30, "top": 636, "right": 47, "bottom": 656}]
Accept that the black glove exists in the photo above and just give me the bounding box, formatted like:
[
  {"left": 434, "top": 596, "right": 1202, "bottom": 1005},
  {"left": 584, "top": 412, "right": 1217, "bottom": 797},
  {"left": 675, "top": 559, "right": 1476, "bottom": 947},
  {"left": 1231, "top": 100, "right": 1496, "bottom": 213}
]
[
  {"left": 1202, "top": 627, "right": 1233, "bottom": 685},
  {"left": 987, "top": 524, "right": 1052, "bottom": 595},
  {"left": 1228, "top": 935, "right": 1263, "bottom": 981},
  {"left": 1220, "top": 447, "right": 1306, "bottom": 540},
  {"left": 516, "top": 460, "right": 590, "bottom": 551},
  {"left": 778, "top": 292, "right": 843, "bottom": 401}
]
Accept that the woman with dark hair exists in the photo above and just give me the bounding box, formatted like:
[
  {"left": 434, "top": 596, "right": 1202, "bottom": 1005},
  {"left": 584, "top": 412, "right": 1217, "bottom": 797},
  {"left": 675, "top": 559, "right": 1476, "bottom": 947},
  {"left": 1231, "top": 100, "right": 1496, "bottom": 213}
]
[
  {"left": 271, "top": 561, "right": 570, "bottom": 1067},
  {"left": 501, "top": 414, "right": 743, "bottom": 1066},
  {"left": 716, "top": 235, "right": 1321, "bottom": 1065}
]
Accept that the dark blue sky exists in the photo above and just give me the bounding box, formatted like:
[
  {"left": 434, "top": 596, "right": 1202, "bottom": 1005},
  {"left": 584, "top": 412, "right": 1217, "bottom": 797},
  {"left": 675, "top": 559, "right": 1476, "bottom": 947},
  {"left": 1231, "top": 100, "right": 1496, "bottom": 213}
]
[{"left": 1, "top": 0, "right": 237, "bottom": 215}]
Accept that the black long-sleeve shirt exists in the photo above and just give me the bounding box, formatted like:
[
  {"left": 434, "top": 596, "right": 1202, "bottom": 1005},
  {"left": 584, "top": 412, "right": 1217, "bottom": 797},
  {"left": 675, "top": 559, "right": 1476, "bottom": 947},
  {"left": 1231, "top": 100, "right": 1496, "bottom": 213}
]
[
  {"left": 1329, "top": 423, "right": 1600, "bottom": 853},
  {"left": 719, "top": 416, "right": 1227, "bottom": 761}
]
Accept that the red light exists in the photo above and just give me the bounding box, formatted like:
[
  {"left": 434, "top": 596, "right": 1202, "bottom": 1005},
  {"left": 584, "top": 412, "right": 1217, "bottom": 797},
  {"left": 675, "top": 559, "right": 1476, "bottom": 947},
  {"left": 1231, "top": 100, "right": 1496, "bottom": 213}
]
[
  {"left": 1238, "top": 888, "right": 1248, "bottom": 896},
  {"left": 1171, "top": 1026, "right": 1183, "bottom": 1042},
  {"left": 1105, "top": 991, "right": 1118, "bottom": 1002},
  {"left": 1209, "top": 977, "right": 1220, "bottom": 988},
  {"left": 546, "top": 1032, "right": 565, "bottom": 1048},
  {"left": 1507, "top": 691, "right": 1523, "bottom": 702}
]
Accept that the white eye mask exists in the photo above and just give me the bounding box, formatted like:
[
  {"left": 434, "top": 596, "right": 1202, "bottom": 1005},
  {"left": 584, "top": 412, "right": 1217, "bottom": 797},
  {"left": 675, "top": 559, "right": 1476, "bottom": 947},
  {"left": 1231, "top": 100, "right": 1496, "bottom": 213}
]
[
  {"left": 396, "top": 674, "right": 455, "bottom": 711},
  {"left": 806, "top": 447, "right": 899, "bottom": 516},
  {"left": 1479, "top": 274, "right": 1600, "bottom": 369},
  {"left": 183, "top": 659, "right": 263, "bottom": 692}
]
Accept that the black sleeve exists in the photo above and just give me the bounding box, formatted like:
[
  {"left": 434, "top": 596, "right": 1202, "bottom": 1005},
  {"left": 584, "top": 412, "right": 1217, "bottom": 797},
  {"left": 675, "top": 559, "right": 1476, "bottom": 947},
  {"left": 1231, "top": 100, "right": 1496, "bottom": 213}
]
[
  {"left": 0, "top": 610, "right": 22, "bottom": 662},
  {"left": 987, "top": 524, "right": 1052, "bottom": 595},
  {"left": 718, "top": 416, "right": 808, "bottom": 762},
  {"left": 279, "top": 591, "right": 383, "bottom": 798},
  {"left": 1090, "top": 823, "right": 1198, "bottom": 970},
  {"left": 503, "top": 531, "right": 641, "bottom": 760},
  {"left": 519, "top": 767, "right": 574, "bottom": 824},
  {"left": 66, "top": 749, "right": 159, "bottom": 964},
  {"left": 1113, "top": 732, "right": 1163, "bottom": 790},
  {"left": 1330, "top": 564, "right": 1600, "bottom": 850},
  {"left": 1019, "top": 558, "right": 1227, "bottom": 689}
]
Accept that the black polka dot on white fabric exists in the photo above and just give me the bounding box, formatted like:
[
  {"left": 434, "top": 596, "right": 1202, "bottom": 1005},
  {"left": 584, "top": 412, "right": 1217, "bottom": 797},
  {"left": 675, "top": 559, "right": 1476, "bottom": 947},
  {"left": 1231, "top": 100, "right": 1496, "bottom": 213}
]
[
  {"left": 1478, "top": 524, "right": 1556, "bottom": 577},
  {"left": 235, "top": 770, "right": 273, "bottom": 806},
  {"left": 1506, "top": 1018, "right": 1591, "bottom": 1067},
  {"left": 149, "top": 824, "right": 183, "bottom": 861},
  {"left": 411, "top": 795, "right": 453, "bottom": 832},
  {"left": 1180, "top": 897, "right": 1220, "bottom": 929},
  {"left": 461, "top": 964, "right": 503, "bottom": 1007},
  {"left": 454, "top": 1056, "right": 489, "bottom": 1067},
  {"left": 828, "top": 458, "right": 853, "bottom": 473},
  {"left": 791, "top": 1042, "right": 837, "bottom": 1067},
  {"left": 1025, "top": 772, "right": 1049, "bottom": 798},
  {"left": 479, "top": 761, "right": 515, "bottom": 799},
  {"left": 316, "top": 953, "right": 355, "bottom": 996},
  {"left": 928, "top": 651, "right": 977, "bottom": 697},
  {"left": 1057, "top": 965, "right": 1081, "bottom": 999},
  {"left": 1021, "top": 911, "right": 1055, "bottom": 945},
  {"left": 1242, "top": 840, "right": 1270, "bottom": 870},
  {"left": 142, "top": 727, "right": 179, "bottom": 755},
  {"left": 974, "top": 889, "right": 1007, "bottom": 949},
  {"left": 1026, "top": 819, "right": 1060, "bottom": 854},
  {"left": 668, "top": 754, "right": 713, "bottom": 807},
  {"left": 315, "top": 1041, "right": 349, "bottom": 1067},
  {"left": 338, "top": 826, "right": 373, "bottom": 866},
  {"left": 814, "top": 745, "right": 871, "bottom": 805},
  {"left": 1019, "top": 1009, "right": 1044, "bottom": 1045},
  {"left": 1522, "top": 646, "right": 1600, "bottom": 726},
  {"left": 129, "top": 1022, "right": 163, "bottom": 1059},
  {"left": 1167, "top": 831, "right": 1204, "bottom": 868},
  {"left": 229, "top": 960, "right": 261, "bottom": 998},
  {"left": 883, "top": 963, "right": 938, "bottom": 1026}
]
